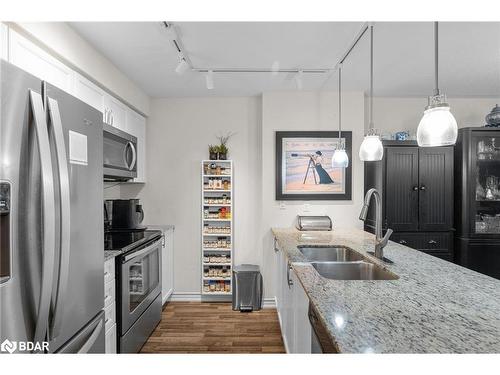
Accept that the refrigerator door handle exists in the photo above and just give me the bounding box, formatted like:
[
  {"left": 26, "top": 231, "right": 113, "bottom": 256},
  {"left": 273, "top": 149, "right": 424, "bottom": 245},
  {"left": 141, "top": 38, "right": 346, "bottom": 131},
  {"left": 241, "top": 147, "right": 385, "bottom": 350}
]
[
  {"left": 29, "top": 90, "right": 57, "bottom": 349},
  {"left": 47, "top": 97, "right": 71, "bottom": 339},
  {"left": 77, "top": 318, "right": 103, "bottom": 353}
]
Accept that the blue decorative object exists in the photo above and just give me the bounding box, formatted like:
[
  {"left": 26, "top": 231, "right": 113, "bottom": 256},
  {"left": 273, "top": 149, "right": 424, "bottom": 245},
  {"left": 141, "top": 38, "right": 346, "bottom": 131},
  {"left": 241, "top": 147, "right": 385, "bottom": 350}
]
[{"left": 395, "top": 131, "right": 410, "bottom": 141}]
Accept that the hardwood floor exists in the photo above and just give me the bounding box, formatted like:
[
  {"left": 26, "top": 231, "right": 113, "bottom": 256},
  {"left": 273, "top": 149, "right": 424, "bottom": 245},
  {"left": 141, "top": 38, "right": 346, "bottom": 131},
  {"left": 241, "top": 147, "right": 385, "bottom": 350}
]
[{"left": 141, "top": 301, "right": 285, "bottom": 354}]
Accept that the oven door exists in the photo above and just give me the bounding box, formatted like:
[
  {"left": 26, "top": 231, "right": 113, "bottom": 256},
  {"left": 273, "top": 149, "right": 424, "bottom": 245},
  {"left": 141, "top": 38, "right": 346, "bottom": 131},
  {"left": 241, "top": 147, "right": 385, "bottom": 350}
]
[
  {"left": 103, "top": 123, "right": 137, "bottom": 181},
  {"left": 119, "top": 239, "right": 161, "bottom": 335}
]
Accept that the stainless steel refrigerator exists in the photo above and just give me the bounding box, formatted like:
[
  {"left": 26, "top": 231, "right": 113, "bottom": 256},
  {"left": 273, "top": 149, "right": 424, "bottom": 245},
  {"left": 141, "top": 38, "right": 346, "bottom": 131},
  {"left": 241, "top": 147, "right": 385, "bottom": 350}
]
[{"left": 0, "top": 60, "right": 105, "bottom": 353}]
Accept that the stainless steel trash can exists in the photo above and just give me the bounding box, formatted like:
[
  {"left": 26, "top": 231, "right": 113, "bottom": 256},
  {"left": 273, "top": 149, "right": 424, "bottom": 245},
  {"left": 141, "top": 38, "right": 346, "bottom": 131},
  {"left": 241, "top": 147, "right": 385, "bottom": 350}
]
[{"left": 232, "top": 264, "right": 263, "bottom": 312}]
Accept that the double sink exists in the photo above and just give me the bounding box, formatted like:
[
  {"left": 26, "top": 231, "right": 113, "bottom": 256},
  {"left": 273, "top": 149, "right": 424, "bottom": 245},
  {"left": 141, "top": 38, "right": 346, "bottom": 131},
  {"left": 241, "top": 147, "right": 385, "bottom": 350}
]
[{"left": 298, "top": 245, "right": 398, "bottom": 280}]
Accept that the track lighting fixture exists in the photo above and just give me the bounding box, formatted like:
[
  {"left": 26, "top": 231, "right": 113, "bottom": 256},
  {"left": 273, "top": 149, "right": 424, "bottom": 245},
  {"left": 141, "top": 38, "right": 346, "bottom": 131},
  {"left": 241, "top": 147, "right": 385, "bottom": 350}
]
[
  {"left": 205, "top": 70, "right": 214, "bottom": 90},
  {"left": 175, "top": 55, "right": 189, "bottom": 75},
  {"left": 294, "top": 70, "right": 303, "bottom": 90}
]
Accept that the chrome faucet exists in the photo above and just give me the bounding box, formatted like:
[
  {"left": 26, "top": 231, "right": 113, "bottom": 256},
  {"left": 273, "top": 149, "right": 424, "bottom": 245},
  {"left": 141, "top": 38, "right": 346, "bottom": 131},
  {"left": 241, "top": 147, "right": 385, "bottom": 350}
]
[{"left": 359, "top": 188, "right": 393, "bottom": 261}]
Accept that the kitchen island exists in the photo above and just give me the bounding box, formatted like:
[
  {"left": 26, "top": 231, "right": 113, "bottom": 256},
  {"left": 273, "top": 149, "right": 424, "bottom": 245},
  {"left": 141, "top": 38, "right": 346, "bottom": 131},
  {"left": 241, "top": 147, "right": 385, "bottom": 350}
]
[{"left": 272, "top": 227, "right": 500, "bottom": 353}]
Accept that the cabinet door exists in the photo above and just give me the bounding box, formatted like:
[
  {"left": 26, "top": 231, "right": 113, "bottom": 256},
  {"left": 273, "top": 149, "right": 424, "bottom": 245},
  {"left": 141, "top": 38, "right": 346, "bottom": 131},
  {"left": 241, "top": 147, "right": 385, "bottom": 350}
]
[
  {"left": 418, "top": 147, "right": 454, "bottom": 231},
  {"left": 385, "top": 147, "right": 419, "bottom": 231},
  {"left": 292, "top": 271, "right": 311, "bottom": 353},
  {"left": 125, "top": 109, "right": 147, "bottom": 183},
  {"left": 461, "top": 240, "right": 500, "bottom": 279},
  {"left": 1, "top": 23, "right": 8, "bottom": 60},
  {"left": 9, "top": 29, "right": 73, "bottom": 93},
  {"left": 103, "top": 93, "right": 127, "bottom": 131},
  {"left": 279, "top": 252, "right": 294, "bottom": 353},
  {"left": 162, "top": 228, "right": 174, "bottom": 304},
  {"left": 73, "top": 72, "right": 105, "bottom": 112}
]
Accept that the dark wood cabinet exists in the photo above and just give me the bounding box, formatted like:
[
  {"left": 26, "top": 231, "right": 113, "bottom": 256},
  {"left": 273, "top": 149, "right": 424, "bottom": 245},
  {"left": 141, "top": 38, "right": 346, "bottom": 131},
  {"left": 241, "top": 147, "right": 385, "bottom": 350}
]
[
  {"left": 454, "top": 127, "right": 500, "bottom": 280},
  {"left": 364, "top": 141, "right": 454, "bottom": 261}
]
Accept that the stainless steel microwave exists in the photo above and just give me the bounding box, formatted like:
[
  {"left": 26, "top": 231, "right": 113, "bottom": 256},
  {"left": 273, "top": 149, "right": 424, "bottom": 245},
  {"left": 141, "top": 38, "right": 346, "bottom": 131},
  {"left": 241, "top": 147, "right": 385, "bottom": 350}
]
[{"left": 103, "top": 123, "right": 137, "bottom": 181}]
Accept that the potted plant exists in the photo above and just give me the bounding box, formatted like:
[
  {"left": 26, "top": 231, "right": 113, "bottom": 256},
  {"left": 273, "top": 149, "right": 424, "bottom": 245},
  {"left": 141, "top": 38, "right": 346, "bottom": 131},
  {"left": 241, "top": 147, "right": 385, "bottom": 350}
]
[
  {"left": 208, "top": 145, "right": 218, "bottom": 160},
  {"left": 216, "top": 132, "right": 235, "bottom": 160},
  {"left": 217, "top": 144, "right": 228, "bottom": 160}
]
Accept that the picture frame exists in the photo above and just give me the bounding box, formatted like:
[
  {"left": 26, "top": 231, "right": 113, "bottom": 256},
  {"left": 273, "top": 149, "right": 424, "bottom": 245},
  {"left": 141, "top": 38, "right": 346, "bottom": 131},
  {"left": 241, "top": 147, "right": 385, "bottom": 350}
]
[{"left": 275, "top": 131, "right": 352, "bottom": 201}]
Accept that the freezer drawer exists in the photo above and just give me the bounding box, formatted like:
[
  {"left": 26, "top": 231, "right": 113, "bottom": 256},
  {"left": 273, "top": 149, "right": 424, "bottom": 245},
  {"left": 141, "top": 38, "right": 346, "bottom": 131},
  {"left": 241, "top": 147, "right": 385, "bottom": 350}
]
[{"left": 55, "top": 311, "right": 105, "bottom": 353}]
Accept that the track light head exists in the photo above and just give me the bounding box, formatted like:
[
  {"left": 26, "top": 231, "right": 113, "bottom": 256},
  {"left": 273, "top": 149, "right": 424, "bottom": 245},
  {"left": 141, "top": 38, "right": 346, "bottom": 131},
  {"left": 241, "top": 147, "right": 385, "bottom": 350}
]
[
  {"left": 294, "top": 70, "right": 303, "bottom": 90},
  {"left": 175, "top": 56, "right": 189, "bottom": 75},
  {"left": 205, "top": 70, "right": 214, "bottom": 90}
]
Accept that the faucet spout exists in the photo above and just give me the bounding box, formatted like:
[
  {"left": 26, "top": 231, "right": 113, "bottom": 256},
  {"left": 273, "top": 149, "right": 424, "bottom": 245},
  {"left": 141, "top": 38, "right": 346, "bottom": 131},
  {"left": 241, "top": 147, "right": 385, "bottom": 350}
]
[{"left": 359, "top": 188, "right": 393, "bottom": 262}]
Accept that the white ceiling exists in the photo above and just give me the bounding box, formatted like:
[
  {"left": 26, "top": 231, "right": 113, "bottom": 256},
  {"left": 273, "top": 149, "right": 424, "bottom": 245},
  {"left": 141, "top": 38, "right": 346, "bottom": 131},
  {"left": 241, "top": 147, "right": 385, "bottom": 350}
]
[{"left": 69, "top": 22, "right": 500, "bottom": 98}]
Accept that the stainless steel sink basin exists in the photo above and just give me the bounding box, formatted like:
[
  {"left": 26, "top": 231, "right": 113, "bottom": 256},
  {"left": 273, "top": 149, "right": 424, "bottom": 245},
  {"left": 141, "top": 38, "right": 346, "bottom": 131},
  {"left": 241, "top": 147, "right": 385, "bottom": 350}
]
[
  {"left": 297, "top": 245, "right": 365, "bottom": 262},
  {"left": 311, "top": 261, "right": 399, "bottom": 280}
]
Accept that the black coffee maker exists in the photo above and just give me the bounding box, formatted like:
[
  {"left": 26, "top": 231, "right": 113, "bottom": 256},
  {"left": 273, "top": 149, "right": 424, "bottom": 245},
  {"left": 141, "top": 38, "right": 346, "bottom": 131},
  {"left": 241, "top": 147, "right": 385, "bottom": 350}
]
[{"left": 104, "top": 199, "right": 145, "bottom": 232}]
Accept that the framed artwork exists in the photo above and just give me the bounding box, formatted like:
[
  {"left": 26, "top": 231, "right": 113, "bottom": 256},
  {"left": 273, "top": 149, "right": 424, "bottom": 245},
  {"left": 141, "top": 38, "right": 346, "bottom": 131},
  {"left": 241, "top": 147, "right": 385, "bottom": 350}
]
[{"left": 275, "top": 131, "right": 352, "bottom": 200}]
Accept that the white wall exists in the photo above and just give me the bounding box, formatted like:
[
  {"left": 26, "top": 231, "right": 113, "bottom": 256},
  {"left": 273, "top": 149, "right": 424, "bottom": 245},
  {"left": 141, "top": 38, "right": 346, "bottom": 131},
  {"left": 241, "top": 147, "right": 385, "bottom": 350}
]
[
  {"left": 121, "top": 97, "right": 262, "bottom": 294},
  {"left": 373, "top": 96, "right": 500, "bottom": 136},
  {"left": 260, "top": 91, "right": 366, "bottom": 298},
  {"left": 8, "top": 22, "right": 150, "bottom": 115}
]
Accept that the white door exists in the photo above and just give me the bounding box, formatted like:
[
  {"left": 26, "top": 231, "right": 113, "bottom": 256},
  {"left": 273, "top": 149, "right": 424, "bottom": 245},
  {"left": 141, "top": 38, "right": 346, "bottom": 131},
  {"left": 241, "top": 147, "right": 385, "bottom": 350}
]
[
  {"left": 125, "top": 108, "right": 147, "bottom": 183},
  {"left": 73, "top": 72, "right": 105, "bottom": 112},
  {"left": 9, "top": 29, "right": 73, "bottom": 93},
  {"left": 292, "top": 271, "right": 311, "bottom": 353},
  {"left": 103, "top": 93, "right": 127, "bottom": 131},
  {"left": 1, "top": 23, "right": 8, "bottom": 61}
]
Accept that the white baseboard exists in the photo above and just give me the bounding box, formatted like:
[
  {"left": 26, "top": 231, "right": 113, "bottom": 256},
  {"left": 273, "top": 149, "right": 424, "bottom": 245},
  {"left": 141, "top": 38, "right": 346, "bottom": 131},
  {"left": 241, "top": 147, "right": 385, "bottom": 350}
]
[
  {"left": 169, "top": 292, "right": 202, "bottom": 302},
  {"left": 169, "top": 292, "right": 277, "bottom": 309}
]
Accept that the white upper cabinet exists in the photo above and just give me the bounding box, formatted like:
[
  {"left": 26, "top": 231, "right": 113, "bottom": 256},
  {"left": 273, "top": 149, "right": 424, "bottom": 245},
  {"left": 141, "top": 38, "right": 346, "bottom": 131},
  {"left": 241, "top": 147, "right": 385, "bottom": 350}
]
[
  {"left": 8, "top": 29, "right": 73, "bottom": 93},
  {"left": 72, "top": 72, "right": 105, "bottom": 112},
  {"left": 125, "top": 108, "right": 147, "bottom": 183},
  {"left": 103, "top": 93, "right": 127, "bottom": 132},
  {"left": 1, "top": 23, "right": 8, "bottom": 60}
]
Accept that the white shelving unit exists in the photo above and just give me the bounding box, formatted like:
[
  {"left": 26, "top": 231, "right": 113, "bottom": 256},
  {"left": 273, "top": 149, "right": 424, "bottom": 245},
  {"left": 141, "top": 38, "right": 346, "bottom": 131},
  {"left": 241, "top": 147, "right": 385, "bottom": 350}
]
[{"left": 201, "top": 160, "right": 233, "bottom": 298}]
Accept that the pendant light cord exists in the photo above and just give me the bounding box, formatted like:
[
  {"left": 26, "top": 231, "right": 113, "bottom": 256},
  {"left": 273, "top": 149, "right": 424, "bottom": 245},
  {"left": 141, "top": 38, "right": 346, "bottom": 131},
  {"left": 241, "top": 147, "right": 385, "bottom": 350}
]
[
  {"left": 369, "top": 24, "right": 374, "bottom": 130},
  {"left": 338, "top": 64, "right": 342, "bottom": 147},
  {"left": 434, "top": 21, "right": 440, "bottom": 96}
]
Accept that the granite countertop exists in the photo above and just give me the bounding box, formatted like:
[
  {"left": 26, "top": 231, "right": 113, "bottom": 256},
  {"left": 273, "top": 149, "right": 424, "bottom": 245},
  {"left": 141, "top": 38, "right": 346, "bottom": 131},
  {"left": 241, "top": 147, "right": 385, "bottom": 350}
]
[{"left": 272, "top": 227, "right": 500, "bottom": 353}]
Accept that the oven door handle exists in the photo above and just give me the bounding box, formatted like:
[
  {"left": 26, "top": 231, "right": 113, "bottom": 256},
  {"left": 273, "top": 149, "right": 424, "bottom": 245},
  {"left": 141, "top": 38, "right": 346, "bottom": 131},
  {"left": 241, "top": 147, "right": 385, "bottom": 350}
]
[{"left": 123, "top": 240, "right": 160, "bottom": 262}]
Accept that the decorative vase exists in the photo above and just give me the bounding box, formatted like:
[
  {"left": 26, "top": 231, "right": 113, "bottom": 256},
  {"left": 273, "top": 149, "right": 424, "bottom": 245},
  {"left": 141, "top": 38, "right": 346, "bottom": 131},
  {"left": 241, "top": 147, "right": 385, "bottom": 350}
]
[
  {"left": 218, "top": 152, "right": 227, "bottom": 160},
  {"left": 485, "top": 104, "right": 500, "bottom": 127},
  {"left": 209, "top": 152, "right": 218, "bottom": 160}
]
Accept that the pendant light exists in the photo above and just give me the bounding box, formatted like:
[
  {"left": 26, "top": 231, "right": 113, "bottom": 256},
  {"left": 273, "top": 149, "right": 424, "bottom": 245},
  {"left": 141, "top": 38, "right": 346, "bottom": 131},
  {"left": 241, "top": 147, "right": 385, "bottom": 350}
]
[
  {"left": 416, "top": 22, "right": 458, "bottom": 147},
  {"left": 359, "top": 24, "right": 383, "bottom": 161},
  {"left": 332, "top": 64, "right": 349, "bottom": 168}
]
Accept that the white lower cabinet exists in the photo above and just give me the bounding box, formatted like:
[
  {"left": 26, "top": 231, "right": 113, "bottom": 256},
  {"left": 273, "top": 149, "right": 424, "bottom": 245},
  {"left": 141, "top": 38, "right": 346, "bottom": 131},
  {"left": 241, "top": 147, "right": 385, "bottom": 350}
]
[
  {"left": 161, "top": 227, "right": 174, "bottom": 304},
  {"left": 275, "top": 238, "right": 312, "bottom": 354},
  {"left": 104, "top": 257, "right": 117, "bottom": 353}
]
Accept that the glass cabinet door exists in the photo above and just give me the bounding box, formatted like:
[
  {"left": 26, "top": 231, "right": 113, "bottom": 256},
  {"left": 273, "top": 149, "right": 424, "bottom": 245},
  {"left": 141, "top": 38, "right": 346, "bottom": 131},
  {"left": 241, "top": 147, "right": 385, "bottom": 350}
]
[
  {"left": 127, "top": 249, "right": 160, "bottom": 312},
  {"left": 472, "top": 133, "right": 500, "bottom": 235}
]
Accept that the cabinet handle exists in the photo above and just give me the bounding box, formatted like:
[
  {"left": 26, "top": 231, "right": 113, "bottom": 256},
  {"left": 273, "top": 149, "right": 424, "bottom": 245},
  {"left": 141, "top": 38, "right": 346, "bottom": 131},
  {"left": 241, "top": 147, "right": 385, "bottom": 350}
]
[
  {"left": 428, "top": 239, "right": 437, "bottom": 245},
  {"left": 412, "top": 186, "right": 419, "bottom": 191},
  {"left": 273, "top": 237, "right": 279, "bottom": 252},
  {"left": 286, "top": 262, "right": 293, "bottom": 287},
  {"left": 420, "top": 185, "right": 426, "bottom": 191},
  {"left": 399, "top": 240, "right": 408, "bottom": 245}
]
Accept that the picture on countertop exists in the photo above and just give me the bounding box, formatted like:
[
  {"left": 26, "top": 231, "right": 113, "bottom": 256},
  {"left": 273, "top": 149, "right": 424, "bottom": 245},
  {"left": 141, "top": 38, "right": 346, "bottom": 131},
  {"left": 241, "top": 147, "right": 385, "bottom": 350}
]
[{"left": 275, "top": 131, "right": 352, "bottom": 200}]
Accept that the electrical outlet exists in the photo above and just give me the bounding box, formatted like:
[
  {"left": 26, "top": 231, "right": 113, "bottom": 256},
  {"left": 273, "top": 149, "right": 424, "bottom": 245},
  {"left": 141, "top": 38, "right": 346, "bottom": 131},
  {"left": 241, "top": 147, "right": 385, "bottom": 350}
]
[
  {"left": 303, "top": 203, "right": 311, "bottom": 213},
  {"left": 279, "top": 201, "right": 286, "bottom": 210}
]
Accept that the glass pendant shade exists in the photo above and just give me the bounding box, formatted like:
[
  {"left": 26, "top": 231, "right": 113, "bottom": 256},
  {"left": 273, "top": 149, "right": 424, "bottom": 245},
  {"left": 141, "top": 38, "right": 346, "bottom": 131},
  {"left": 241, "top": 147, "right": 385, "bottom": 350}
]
[
  {"left": 359, "top": 134, "right": 383, "bottom": 161},
  {"left": 417, "top": 104, "right": 458, "bottom": 147},
  {"left": 332, "top": 149, "right": 349, "bottom": 168}
]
